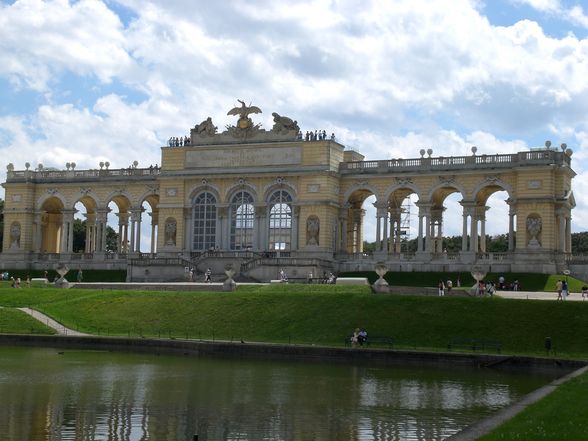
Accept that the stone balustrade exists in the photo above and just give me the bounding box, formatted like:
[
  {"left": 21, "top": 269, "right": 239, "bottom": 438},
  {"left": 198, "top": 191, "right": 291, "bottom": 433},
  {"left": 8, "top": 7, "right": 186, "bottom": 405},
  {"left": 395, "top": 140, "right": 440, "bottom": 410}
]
[
  {"left": 6, "top": 167, "right": 161, "bottom": 183},
  {"left": 340, "top": 150, "right": 571, "bottom": 174}
]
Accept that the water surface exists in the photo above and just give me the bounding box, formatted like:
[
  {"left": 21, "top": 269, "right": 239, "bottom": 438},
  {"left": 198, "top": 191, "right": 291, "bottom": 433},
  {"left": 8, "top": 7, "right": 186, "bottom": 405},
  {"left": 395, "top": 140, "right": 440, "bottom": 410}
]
[{"left": 0, "top": 346, "right": 557, "bottom": 440}]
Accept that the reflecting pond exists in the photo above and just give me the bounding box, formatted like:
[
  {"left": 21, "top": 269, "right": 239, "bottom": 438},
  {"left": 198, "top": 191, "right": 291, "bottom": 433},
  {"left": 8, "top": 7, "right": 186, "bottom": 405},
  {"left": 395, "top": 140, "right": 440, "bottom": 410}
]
[{"left": 0, "top": 346, "right": 558, "bottom": 440}]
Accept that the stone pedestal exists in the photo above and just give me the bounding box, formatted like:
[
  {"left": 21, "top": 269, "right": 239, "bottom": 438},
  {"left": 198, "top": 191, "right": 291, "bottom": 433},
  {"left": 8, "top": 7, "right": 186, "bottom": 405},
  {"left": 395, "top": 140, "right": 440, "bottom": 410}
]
[
  {"left": 223, "top": 265, "right": 237, "bottom": 292},
  {"left": 54, "top": 263, "right": 71, "bottom": 289},
  {"left": 372, "top": 262, "right": 390, "bottom": 294}
]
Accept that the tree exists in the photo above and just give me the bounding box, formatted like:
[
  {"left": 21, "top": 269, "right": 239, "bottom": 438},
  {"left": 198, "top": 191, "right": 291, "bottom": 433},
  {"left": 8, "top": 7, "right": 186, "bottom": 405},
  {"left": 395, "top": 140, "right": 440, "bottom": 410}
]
[
  {"left": 572, "top": 232, "right": 588, "bottom": 253},
  {"left": 72, "top": 219, "right": 86, "bottom": 252}
]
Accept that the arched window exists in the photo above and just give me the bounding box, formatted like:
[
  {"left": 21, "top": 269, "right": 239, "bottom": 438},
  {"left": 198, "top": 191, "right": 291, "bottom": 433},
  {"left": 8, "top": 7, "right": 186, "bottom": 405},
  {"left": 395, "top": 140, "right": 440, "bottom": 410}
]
[
  {"left": 192, "top": 192, "right": 217, "bottom": 250},
  {"left": 268, "top": 190, "right": 292, "bottom": 250},
  {"left": 230, "top": 191, "right": 255, "bottom": 250}
]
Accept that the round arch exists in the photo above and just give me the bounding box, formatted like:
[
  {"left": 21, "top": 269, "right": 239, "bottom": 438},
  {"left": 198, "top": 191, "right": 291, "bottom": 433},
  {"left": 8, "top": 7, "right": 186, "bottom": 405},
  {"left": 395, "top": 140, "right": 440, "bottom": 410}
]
[
  {"left": 225, "top": 182, "right": 258, "bottom": 204},
  {"left": 38, "top": 196, "right": 65, "bottom": 253}
]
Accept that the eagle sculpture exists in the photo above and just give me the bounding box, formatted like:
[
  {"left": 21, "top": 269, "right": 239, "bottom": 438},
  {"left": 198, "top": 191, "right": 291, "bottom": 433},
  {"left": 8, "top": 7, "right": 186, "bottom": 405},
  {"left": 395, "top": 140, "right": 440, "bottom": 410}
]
[{"left": 227, "top": 100, "right": 262, "bottom": 119}]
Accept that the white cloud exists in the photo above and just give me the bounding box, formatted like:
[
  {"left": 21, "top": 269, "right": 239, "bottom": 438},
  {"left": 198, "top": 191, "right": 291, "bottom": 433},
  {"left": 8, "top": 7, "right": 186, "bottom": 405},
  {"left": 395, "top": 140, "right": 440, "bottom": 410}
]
[
  {"left": 512, "top": 0, "right": 588, "bottom": 28},
  {"left": 0, "top": 0, "right": 134, "bottom": 91}
]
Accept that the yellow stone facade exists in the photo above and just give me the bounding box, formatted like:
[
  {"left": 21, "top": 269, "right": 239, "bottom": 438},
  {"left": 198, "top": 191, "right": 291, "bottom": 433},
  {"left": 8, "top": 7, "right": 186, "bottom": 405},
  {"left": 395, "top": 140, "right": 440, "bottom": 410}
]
[{"left": 0, "top": 108, "right": 576, "bottom": 280}]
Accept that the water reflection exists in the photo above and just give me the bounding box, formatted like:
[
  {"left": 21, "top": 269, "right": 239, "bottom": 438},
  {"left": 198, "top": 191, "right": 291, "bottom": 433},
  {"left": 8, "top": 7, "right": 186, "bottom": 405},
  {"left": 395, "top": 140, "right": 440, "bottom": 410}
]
[{"left": 0, "top": 346, "right": 556, "bottom": 440}]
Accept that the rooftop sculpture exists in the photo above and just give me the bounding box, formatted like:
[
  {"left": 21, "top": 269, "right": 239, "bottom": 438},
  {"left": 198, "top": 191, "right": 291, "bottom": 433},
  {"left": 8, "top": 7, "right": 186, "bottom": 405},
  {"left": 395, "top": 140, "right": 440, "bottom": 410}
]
[{"left": 189, "top": 100, "right": 300, "bottom": 145}]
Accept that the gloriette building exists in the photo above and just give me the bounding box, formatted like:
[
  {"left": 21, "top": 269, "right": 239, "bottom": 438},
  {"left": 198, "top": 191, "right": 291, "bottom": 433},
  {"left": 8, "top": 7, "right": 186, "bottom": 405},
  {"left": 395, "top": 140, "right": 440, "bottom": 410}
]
[{"left": 0, "top": 102, "right": 577, "bottom": 281}]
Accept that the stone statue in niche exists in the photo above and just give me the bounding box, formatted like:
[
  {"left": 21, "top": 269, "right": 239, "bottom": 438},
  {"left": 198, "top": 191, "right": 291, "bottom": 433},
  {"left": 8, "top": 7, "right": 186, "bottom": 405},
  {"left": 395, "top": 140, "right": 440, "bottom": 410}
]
[
  {"left": 10, "top": 222, "right": 21, "bottom": 249},
  {"left": 526, "top": 216, "right": 542, "bottom": 248},
  {"left": 164, "top": 218, "right": 177, "bottom": 246},
  {"left": 306, "top": 216, "right": 320, "bottom": 246}
]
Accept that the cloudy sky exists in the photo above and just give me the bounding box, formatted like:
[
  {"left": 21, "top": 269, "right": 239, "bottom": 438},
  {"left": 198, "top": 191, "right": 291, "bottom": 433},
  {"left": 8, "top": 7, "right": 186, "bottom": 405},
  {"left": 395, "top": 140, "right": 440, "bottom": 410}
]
[{"left": 1, "top": 0, "right": 588, "bottom": 245}]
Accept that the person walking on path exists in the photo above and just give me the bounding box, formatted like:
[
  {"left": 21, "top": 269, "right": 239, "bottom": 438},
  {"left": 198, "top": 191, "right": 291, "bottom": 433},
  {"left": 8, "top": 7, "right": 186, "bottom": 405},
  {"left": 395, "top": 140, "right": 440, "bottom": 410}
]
[
  {"left": 556, "top": 279, "right": 563, "bottom": 300},
  {"left": 204, "top": 268, "right": 212, "bottom": 283},
  {"left": 438, "top": 280, "right": 445, "bottom": 296},
  {"left": 77, "top": 269, "right": 83, "bottom": 283},
  {"left": 562, "top": 280, "right": 569, "bottom": 300}
]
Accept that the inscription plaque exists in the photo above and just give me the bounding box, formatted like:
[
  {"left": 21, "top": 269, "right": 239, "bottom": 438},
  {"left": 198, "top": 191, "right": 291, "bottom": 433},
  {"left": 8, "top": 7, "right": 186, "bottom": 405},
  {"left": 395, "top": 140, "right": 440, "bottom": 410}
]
[{"left": 186, "top": 146, "right": 301, "bottom": 168}]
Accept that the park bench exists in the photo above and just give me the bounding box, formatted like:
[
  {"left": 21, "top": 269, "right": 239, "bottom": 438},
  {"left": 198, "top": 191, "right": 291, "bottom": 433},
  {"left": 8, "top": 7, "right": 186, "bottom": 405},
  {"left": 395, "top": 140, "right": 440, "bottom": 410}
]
[
  {"left": 345, "top": 335, "right": 394, "bottom": 348},
  {"left": 447, "top": 338, "right": 502, "bottom": 353}
]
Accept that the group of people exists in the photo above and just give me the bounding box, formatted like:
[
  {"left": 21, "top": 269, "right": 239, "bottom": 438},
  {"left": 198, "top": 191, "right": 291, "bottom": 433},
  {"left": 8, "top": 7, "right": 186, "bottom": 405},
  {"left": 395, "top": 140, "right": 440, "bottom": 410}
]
[
  {"left": 351, "top": 328, "right": 368, "bottom": 347},
  {"left": 307, "top": 271, "right": 336, "bottom": 284},
  {"left": 168, "top": 136, "right": 190, "bottom": 147},
  {"left": 496, "top": 275, "right": 520, "bottom": 291},
  {"left": 475, "top": 280, "right": 497, "bottom": 296},
  {"left": 437, "top": 277, "right": 459, "bottom": 296},
  {"left": 300, "top": 130, "right": 335, "bottom": 141},
  {"left": 556, "top": 279, "right": 569, "bottom": 300},
  {"left": 186, "top": 267, "right": 212, "bottom": 283},
  {"left": 8, "top": 275, "right": 30, "bottom": 288}
]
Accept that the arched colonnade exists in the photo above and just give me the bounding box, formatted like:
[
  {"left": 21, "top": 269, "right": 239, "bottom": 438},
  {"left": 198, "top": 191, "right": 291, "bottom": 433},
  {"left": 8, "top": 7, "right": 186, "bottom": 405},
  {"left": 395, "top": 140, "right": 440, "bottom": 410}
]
[
  {"left": 337, "top": 176, "right": 573, "bottom": 255},
  {"left": 33, "top": 190, "right": 159, "bottom": 255}
]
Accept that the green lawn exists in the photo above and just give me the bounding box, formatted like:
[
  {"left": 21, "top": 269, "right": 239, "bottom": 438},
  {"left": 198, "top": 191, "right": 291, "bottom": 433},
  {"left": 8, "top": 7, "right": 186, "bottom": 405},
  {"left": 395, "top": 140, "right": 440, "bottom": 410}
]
[
  {"left": 1, "top": 285, "right": 587, "bottom": 357},
  {"left": 479, "top": 369, "right": 588, "bottom": 440},
  {"left": 0, "top": 307, "right": 56, "bottom": 335}
]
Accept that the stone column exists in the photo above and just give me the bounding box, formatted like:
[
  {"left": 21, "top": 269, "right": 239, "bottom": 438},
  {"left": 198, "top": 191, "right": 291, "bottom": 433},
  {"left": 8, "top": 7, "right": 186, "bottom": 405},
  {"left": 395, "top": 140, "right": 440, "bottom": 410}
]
[
  {"left": 388, "top": 208, "right": 402, "bottom": 253},
  {"left": 461, "top": 209, "right": 469, "bottom": 251},
  {"left": 358, "top": 209, "right": 365, "bottom": 252},
  {"left": 416, "top": 203, "right": 431, "bottom": 253},
  {"left": 417, "top": 213, "right": 424, "bottom": 252},
  {"left": 255, "top": 205, "right": 267, "bottom": 251},
  {"left": 60, "top": 209, "right": 75, "bottom": 254},
  {"left": 217, "top": 205, "right": 228, "bottom": 250},
  {"left": 338, "top": 207, "right": 348, "bottom": 252},
  {"left": 96, "top": 209, "right": 109, "bottom": 252},
  {"left": 134, "top": 209, "right": 143, "bottom": 252},
  {"left": 33, "top": 212, "right": 43, "bottom": 253},
  {"left": 508, "top": 206, "right": 516, "bottom": 251},
  {"left": 430, "top": 207, "right": 444, "bottom": 253},
  {"left": 471, "top": 215, "right": 479, "bottom": 253},
  {"left": 183, "top": 208, "right": 191, "bottom": 252},
  {"left": 565, "top": 216, "right": 572, "bottom": 253},
  {"left": 380, "top": 207, "right": 389, "bottom": 252},
  {"left": 292, "top": 205, "right": 300, "bottom": 251},
  {"left": 350, "top": 208, "right": 363, "bottom": 253},
  {"left": 116, "top": 212, "right": 130, "bottom": 253},
  {"left": 375, "top": 215, "right": 381, "bottom": 250},
  {"left": 84, "top": 212, "right": 97, "bottom": 253},
  {"left": 557, "top": 213, "right": 566, "bottom": 252},
  {"left": 148, "top": 212, "right": 158, "bottom": 254},
  {"left": 479, "top": 207, "right": 488, "bottom": 252}
]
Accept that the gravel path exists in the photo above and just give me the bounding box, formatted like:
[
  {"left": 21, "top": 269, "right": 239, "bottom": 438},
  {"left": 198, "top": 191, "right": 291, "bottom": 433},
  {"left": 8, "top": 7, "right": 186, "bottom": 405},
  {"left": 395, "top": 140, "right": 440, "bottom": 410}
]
[{"left": 18, "top": 307, "right": 89, "bottom": 336}]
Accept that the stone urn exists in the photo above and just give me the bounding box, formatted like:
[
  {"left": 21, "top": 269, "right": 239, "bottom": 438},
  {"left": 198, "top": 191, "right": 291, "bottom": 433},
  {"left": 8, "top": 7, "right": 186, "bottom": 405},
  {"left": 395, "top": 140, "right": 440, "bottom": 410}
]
[
  {"left": 470, "top": 266, "right": 487, "bottom": 296},
  {"left": 223, "top": 264, "right": 237, "bottom": 292},
  {"left": 54, "top": 263, "right": 70, "bottom": 288},
  {"left": 372, "top": 262, "right": 390, "bottom": 293}
]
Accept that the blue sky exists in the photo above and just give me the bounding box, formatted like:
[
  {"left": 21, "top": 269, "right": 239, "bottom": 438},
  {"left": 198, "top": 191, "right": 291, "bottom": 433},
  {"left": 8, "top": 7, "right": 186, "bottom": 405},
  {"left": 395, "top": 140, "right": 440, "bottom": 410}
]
[{"left": 1, "top": 0, "right": 588, "bottom": 245}]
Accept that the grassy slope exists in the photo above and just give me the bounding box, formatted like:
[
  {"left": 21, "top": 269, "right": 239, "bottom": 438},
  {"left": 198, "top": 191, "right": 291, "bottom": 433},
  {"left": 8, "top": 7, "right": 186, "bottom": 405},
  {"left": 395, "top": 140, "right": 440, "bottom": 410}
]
[
  {"left": 1, "top": 284, "right": 587, "bottom": 357},
  {"left": 339, "top": 271, "right": 587, "bottom": 292},
  {"left": 479, "top": 369, "right": 588, "bottom": 440},
  {"left": 0, "top": 307, "right": 56, "bottom": 335}
]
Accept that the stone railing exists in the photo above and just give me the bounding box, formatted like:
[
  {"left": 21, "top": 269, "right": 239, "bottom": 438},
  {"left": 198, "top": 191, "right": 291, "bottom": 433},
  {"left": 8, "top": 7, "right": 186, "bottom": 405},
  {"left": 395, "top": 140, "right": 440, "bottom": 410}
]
[
  {"left": 6, "top": 167, "right": 161, "bottom": 183},
  {"left": 340, "top": 150, "right": 571, "bottom": 174}
]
